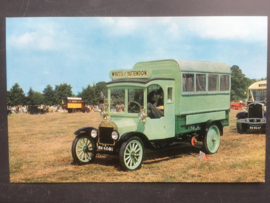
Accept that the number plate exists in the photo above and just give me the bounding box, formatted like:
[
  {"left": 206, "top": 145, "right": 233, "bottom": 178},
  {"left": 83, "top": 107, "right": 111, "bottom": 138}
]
[
  {"left": 98, "top": 145, "right": 113, "bottom": 151},
  {"left": 249, "top": 126, "right": 261, "bottom": 130}
]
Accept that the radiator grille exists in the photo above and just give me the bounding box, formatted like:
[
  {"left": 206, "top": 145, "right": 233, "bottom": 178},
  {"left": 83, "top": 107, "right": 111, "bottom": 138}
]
[
  {"left": 99, "top": 127, "right": 114, "bottom": 144},
  {"left": 249, "top": 103, "right": 263, "bottom": 118}
]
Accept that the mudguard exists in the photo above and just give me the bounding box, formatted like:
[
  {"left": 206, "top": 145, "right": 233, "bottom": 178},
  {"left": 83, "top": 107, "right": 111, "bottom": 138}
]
[
  {"left": 204, "top": 120, "right": 223, "bottom": 136},
  {"left": 74, "top": 126, "right": 97, "bottom": 136},
  {"left": 236, "top": 111, "right": 248, "bottom": 119},
  {"left": 115, "top": 132, "right": 152, "bottom": 150}
]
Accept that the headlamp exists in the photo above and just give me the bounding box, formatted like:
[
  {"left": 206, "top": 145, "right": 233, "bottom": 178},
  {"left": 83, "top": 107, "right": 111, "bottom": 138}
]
[
  {"left": 111, "top": 131, "right": 119, "bottom": 140},
  {"left": 91, "top": 129, "right": 98, "bottom": 138}
]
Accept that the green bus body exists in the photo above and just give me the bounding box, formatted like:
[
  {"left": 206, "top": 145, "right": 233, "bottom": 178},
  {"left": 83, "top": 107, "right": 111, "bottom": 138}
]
[
  {"left": 72, "top": 59, "right": 231, "bottom": 171},
  {"left": 107, "top": 59, "right": 230, "bottom": 140}
]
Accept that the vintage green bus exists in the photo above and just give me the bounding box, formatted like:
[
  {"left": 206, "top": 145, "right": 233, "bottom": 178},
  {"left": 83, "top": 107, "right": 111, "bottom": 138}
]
[{"left": 71, "top": 59, "right": 231, "bottom": 171}]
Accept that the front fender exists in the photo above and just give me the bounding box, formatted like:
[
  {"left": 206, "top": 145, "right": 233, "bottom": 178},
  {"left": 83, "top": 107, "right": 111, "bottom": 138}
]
[
  {"left": 74, "top": 126, "right": 97, "bottom": 136},
  {"left": 115, "top": 132, "right": 152, "bottom": 150}
]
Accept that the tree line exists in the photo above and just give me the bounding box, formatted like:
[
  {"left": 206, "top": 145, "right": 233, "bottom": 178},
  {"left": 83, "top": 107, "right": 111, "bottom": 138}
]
[
  {"left": 230, "top": 65, "right": 266, "bottom": 101},
  {"left": 7, "top": 65, "right": 266, "bottom": 106},
  {"left": 7, "top": 82, "right": 107, "bottom": 106}
]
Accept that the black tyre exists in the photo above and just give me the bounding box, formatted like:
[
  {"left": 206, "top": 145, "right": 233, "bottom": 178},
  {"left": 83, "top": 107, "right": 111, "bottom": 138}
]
[
  {"left": 202, "top": 125, "right": 220, "bottom": 154},
  {"left": 119, "top": 136, "right": 144, "bottom": 171},
  {"left": 237, "top": 123, "right": 247, "bottom": 134},
  {"left": 72, "top": 134, "right": 96, "bottom": 165}
]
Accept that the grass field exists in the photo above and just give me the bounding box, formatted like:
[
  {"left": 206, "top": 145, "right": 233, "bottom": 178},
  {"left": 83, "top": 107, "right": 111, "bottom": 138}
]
[{"left": 8, "top": 110, "right": 265, "bottom": 182}]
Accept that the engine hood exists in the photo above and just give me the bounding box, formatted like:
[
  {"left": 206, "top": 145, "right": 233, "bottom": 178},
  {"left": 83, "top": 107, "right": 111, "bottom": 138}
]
[{"left": 111, "top": 118, "right": 137, "bottom": 136}]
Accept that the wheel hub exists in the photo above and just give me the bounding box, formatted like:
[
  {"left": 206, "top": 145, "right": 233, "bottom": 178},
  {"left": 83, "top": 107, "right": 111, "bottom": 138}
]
[{"left": 131, "top": 151, "right": 138, "bottom": 158}]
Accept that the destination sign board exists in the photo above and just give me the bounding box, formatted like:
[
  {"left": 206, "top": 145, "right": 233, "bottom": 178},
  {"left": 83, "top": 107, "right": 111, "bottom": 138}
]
[{"left": 110, "top": 70, "right": 151, "bottom": 79}]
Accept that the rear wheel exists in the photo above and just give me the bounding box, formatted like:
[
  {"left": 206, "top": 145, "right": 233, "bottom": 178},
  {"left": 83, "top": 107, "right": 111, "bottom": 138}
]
[
  {"left": 119, "top": 136, "right": 144, "bottom": 171},
  {"left": 202, "top": 125, "right": 220, "bottom": 154},
  {"left": 72, "top": 134, "right": 96, "bottom": 165}
]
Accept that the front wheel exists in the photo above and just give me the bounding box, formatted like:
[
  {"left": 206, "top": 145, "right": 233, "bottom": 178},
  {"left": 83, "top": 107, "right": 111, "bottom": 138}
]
[
  {"left": 237, "top": 123, "right": 247, "bottom": 134},
  {"left": 202, "top": 125, "right": 220, "bottom": 154},
  {"left": 72, "top": 134, "right": 96, "bottom": 165},
  {"left": 119, "top": 136, "right": 144, "bottom": 171}
]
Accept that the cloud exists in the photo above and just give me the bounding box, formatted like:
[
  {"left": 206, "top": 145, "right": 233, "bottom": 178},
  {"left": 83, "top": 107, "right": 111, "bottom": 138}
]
[
  {"left": 8, "top": 23, "right": 69, "bottom": 51},
  {"left": 100, "top": 17, "right": 267, "bottom": 41},
  {"left": 174, "top": 17, "right": 267, "bottom": 41},
  {"left": 99, "top": 17, "right": 143, "bottom": 35}
]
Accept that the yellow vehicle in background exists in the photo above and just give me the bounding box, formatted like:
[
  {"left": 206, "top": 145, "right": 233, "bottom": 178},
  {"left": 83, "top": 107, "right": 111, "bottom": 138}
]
[
  {"left": 61, "top": 97, "right": 87, "bottom": 113},
  {"left": 247, "top": 80, "right": 267, "bottom": 103}
]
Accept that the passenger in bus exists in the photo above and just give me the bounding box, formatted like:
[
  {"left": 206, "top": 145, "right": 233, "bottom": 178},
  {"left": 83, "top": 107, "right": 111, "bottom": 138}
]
[{"left": 147, "top": 89, "right": 164, "bottom": 118}]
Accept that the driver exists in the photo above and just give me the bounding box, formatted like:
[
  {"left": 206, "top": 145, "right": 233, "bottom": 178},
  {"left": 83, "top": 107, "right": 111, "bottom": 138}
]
[
  {"left": 147, "top": 89, "right": 164, "bottom": 118},
  {"left": 134, "top": 90, "right": 144, "bottom": 106},
  {"left": 129, "top": 90, "right": 144, "bottom": 113}
]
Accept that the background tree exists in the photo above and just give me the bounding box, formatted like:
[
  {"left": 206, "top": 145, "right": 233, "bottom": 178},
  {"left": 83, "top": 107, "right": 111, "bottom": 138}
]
[
  {"left": 43, "top": 85, "right": 58, "bottom": 105},
  {"left": 55, "top": 83, "right": 73, "bottom": 105},
  {"left": 94, "top": 81, "right": 108, "bottom": 105},
  {"left": 8, "top": 83, "right": 26, "bottom": 106},
  {"left": 230, "top": 65, "right": 256, "bottom": 101},
  {"left": 26, "top": 87, "right": 35, "bottom": 105},
  {"left": 78, "top": 85, "right": 95, "bottom": 104},
  {"left": 32, "top": 92, "right": 45, "bottom": 105}
]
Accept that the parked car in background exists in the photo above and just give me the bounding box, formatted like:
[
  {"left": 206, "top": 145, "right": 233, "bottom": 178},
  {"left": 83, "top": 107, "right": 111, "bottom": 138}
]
[
  {"left": 236, "top": 80, "right": 266, "bottom": 133},
  {"left": 28, "top": 105, "right": 47, "bottom": 114}
]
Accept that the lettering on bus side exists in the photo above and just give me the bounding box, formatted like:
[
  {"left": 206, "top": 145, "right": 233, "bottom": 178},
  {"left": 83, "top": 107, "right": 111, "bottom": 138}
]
[
  {"left": 127, "top": 71, "right": 147, "bottom": 77},
  {"left": 112, "top": 71, "right": 148, "bottom": 78},
  {"left": 112, "top": 72, "right": 124, "bottom": 77}
]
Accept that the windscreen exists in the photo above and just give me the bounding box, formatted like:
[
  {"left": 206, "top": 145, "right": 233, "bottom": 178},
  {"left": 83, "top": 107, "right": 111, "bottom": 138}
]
[
  {"left": 128, "top": 89, "right": 144, "bottom": 113},
  {"left": 110, "top": 89, "right": 125, "bottom": 113},
  {"left": 249, "top": 89, "right": 267, "bottom": 102}
]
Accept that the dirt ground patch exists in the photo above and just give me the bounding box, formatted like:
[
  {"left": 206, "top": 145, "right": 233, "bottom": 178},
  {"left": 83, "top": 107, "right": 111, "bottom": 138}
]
[{"left": 8, "top": 110, "right": 265, "bottom": 182}]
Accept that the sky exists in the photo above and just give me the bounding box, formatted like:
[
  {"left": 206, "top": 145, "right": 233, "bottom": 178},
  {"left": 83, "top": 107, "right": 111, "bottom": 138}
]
[{"left": 6, "top": 17, "right": 268, "bottom": 95}]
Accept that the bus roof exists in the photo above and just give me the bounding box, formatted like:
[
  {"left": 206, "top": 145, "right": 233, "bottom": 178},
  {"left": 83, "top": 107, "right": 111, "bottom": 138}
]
[
  {"left": 134, "top": 59, "right": 231, "bottom": 74},
  {"left": 248, "top": 80, "right": 267, "bottom": 90},
  {"left": 109, "top": 59, "right": 231, "bottom": 81}
]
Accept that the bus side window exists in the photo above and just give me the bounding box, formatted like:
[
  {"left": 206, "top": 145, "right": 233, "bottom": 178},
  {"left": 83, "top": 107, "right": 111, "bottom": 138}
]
[
  {"left": 220, "top": 75, "right": 230, "bottom": 91},
  {"left": 168, "top": 87, "right": 173, "bottom": 102},
  {"left": 196, "top": 74, "right": 206, "bottom": 92},
  {"left": 183, "top": 73, "right": 194, "bottom": 92},
  {"left": 208, "top": 74, "right": 219, "bottom": 91}
]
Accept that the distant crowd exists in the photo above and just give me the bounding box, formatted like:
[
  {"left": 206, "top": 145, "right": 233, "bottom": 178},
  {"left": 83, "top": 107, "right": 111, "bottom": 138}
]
[{"left": 7, "top": 105, "right": 101, "bottom": 115}]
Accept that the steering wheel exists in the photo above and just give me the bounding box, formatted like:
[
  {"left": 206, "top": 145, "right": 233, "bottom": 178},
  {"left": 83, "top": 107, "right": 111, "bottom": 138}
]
[{"left": 128, "top": 101, "right": 141, "bottom": 113}]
